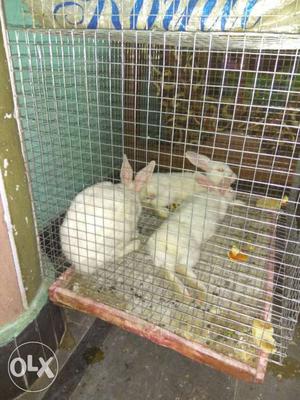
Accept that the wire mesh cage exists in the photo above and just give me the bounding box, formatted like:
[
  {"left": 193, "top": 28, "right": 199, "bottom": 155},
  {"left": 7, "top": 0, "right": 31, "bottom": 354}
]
[{"left": 2, "top": 0, "right": 300, "bottom": 384}]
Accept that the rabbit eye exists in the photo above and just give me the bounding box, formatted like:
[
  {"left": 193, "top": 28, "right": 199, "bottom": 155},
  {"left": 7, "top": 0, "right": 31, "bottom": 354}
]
[{"left": 217, "top": 168, "right": 224, "bottom": 172}]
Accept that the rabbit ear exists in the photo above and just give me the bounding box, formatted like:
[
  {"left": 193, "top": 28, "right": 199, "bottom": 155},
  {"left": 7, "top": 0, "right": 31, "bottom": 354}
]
[
  {"left": 195, "top": 173, "right": 215, "bottom": 188},
  {"left": 120, "top": 154, "right": 133, "bottom": 187},
  {"left": 134, "top": 161, "right": 156, "bottom": 192},
  {"left": 185, "top": 152, "right": 210, "bottom": 172}
]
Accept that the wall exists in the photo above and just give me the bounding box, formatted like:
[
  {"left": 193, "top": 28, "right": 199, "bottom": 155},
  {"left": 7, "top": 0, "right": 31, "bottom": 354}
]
[
  {"left": 0, "top": 23, "right": 41, "bottom": 306},
  {"left": 0, "top": 197, "right": 24, "bottom": 325}
]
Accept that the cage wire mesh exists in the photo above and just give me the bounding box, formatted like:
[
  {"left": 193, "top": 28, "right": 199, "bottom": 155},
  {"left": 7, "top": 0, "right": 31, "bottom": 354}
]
[{"left": 3, "top": 15, "right": 300, "bottom": 379}]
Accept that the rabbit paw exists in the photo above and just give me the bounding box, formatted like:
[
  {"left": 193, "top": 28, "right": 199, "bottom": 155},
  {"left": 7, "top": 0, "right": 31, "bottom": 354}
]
[
  {"left": 120, "top": 239, "right": 141, "bottom": 257},
  {"left": 233, "top": 200, "right": 245, "bottom": 207},
  {"left": 189, "top": 284, "right": 206, "bottom": 304},
  {"left": 156, "top": 207, "right": 170, "bottom": 219},
  {"left": 133, "top": 239, "right": 141, "bottom": 251},
  {"left": 182, "top": 273, "right": 206, "bottom": 303},
  {"left": 196, "top": 287, "right": 206, "bottom": 303}
]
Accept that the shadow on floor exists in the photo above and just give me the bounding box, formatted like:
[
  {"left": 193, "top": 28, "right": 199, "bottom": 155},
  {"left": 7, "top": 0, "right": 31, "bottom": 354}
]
[{"left": 67, "top": 322, "right": 300, "bottom": 400}]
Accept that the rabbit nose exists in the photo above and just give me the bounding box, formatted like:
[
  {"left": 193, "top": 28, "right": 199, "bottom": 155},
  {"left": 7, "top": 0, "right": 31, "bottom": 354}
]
[{"left": 147, "top": 193, "right": 156, "bottom": 200}]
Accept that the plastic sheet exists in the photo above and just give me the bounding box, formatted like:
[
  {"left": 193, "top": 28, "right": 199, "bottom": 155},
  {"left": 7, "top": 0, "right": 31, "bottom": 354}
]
[{"left": 23, "top": 0, "right": 300, "bottom": 33}]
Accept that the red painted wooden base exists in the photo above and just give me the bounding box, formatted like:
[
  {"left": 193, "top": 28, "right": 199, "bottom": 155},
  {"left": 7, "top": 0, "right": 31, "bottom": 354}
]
[{"left": 49, "top": 265, "right": 272, "bottom": 383}]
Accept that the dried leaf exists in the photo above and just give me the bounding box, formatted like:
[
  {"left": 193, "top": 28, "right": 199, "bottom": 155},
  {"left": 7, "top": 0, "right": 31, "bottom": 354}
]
[
  {"left": 252, "top": 319, "right": 276, "bottom": 354},
  {"left": 228, "top": 245, "right": 249, "bottom": 262},
  {"left": 281, "top": 195, "right": 289, "bottom": 205},
  {"left": 256, "top": 198, "right": 282, "bottom": 210}
]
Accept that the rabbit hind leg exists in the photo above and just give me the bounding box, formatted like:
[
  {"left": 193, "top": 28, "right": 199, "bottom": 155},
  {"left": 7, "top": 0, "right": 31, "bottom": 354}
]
[
  {"left": 176, "top": 264, "right": 206, "bottom": 302},
  {"left": 156, "top": 207, "right": 170, "bottom": 219},
  {"left": 116, "top": 239, "right": 141, "bottom": 258},
  {"left": 164, "top": 270, "right": 192, "bottom": 299}
]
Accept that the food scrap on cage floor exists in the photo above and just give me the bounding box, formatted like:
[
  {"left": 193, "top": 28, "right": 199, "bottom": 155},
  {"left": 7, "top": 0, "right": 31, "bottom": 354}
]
[{"left": 228, "top": 245, "right": 249, "bottom": 263}]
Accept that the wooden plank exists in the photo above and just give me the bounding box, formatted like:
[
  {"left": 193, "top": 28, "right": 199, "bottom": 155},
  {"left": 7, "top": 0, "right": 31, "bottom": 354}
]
[
  {"left": 124, "top": 138, "right": 297, "bottom": 188},
  {"left": 49, "top": 267, "right": 267, "bottom": 384},
  {"left": 122, "top": 45, "right": 299, "bottom": 189}
]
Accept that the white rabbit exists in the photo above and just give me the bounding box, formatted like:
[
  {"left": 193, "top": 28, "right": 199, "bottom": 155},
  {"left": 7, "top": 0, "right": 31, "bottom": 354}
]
[
  {"left": 140, "top": 151, "right": 237, "bottom": 218},
  {"left": 60, "top": 155, "right": 155, "bottom": 274},
  {"left": 146, "top": 158, "right": 239, "bottom": 301}
]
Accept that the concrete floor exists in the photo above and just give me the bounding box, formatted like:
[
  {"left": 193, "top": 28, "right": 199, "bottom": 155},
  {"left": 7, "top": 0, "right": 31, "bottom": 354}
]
[{"left": 70, "top": 323, "right": 300, "bottom": 400}]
